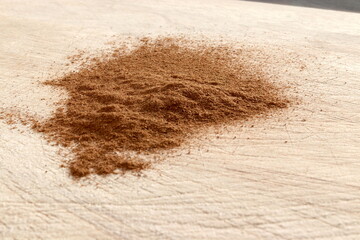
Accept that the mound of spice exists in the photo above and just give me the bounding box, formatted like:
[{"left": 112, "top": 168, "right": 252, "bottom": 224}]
[{"left": 32, "top": 37, "right": 289, "bottom": 178}]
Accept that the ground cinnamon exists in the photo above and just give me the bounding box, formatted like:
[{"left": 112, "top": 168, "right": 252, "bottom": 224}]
[{"left": 22, "top": 37, "right": 289, "bottom": 178}]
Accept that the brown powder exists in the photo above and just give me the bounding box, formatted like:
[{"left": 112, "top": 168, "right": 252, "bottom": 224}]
[{"left": 27, "top": 37, "right": 289, "bottom": 178}]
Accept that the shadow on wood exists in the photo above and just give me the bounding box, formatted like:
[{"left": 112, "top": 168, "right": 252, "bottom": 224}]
[{"left": 240, "top": 0, "right": 360, "bottom": 13}]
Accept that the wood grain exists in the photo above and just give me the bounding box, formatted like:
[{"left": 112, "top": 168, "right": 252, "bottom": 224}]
[{"left": 1, "top": 0, "right": 360, "bottom": 239}]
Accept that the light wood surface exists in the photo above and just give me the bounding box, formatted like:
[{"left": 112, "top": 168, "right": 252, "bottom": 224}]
[{"left": 1, "top": 0, "right": 360, "bottom": 239}]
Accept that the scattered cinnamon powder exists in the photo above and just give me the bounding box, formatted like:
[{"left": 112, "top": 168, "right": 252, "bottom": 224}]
[{"left": 25, "top": 37, "right": 290, "bottom": 178}]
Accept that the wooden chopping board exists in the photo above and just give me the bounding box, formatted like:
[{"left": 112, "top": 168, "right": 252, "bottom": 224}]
[{"left": 1, "top": 0, "right": 360, "bottom": 239}]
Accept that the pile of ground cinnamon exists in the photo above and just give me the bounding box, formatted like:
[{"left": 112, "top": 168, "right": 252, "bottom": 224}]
[{"left": 30, "top": 37, "right": 289, "bottom": 178}]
